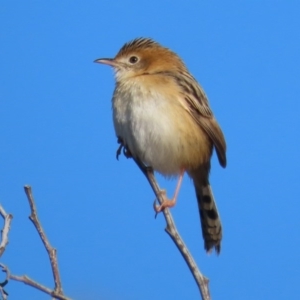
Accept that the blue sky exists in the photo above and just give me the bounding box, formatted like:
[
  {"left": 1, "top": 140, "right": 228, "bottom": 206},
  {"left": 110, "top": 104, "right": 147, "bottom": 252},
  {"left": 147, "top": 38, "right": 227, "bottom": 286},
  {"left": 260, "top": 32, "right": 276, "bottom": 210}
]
[{"left": 1, "top": 1, "right": 300, "bottom": 299}]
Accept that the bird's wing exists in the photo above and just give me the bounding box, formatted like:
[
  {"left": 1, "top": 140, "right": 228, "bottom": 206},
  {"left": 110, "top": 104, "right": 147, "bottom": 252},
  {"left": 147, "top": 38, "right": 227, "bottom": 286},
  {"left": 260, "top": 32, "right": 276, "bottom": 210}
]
[{"left": 179, "top": 73, "right": 227, "bottom": 168}]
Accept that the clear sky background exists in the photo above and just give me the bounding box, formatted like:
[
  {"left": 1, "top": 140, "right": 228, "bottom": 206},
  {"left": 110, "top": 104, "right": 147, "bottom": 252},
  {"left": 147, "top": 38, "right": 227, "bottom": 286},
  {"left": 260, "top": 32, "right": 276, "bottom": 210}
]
[{"left": 1, "top": 1, "right": 300, "bottom": 299}]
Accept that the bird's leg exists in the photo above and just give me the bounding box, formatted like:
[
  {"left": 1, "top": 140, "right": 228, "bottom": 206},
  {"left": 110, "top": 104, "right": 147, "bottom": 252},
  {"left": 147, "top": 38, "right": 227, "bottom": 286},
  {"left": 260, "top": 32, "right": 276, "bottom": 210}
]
[
  {"left": 154, "top": 169, "right": 185, "bottom": 213},
  {"left": 116, "top": 137, "right": 132, "bottom": 160},
  {"left": 145, "top": 165, "right": 154, "bottom": 174}
]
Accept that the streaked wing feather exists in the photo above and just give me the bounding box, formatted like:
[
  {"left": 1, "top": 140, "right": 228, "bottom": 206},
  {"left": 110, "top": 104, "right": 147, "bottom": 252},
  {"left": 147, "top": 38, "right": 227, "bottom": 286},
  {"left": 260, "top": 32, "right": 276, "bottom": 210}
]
[
  {"left": 197, "top": 117, "right": 226, "bottom": 167},
  {"left": 156, "top": 70, "right": 227, "bottom": 167},
  {"left": 180, "top": 73, "right": 227, "bottom": 167}
]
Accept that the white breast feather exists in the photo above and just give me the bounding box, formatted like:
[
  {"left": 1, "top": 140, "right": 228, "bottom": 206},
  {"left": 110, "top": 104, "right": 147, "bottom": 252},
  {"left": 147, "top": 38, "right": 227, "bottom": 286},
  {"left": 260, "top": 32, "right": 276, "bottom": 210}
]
[{"left": 113, "top": 84, "right": 182, "bottom": 175}]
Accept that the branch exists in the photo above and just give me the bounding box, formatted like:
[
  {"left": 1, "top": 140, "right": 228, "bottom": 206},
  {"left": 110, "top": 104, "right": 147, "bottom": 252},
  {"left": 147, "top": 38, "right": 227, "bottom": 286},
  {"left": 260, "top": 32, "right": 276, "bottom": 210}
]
[
  {"left": 0, "top": 263, "right": 9, "bottom": 300},
  {"left": 0, "top": 187, "right": 72, "bottom": 299},
  {"left": 23, "top": 185, "right": 64, "bottom": 297},
  {"left": 0, "top": 264, "right": 71, "bottom": 300},
  {"left": 133, "top": 157, "right": 211, "bottom": 300},
  {"left": 0, "top": 206, "right": 13, "bottom": 258},
  {"left": 0, "top": 205, "right": 12, "bottom": 299}
]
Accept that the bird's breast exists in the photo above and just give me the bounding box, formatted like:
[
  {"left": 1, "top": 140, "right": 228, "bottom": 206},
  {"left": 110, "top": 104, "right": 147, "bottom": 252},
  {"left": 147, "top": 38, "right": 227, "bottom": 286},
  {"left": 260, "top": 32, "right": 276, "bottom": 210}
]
[{"left": 112, "top": 79, "right": 211, "bottom": 175}]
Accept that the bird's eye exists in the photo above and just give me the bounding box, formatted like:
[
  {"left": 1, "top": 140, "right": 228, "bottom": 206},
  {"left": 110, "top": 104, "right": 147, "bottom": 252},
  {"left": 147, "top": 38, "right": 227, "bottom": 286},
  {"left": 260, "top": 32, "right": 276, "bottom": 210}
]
[{"left": 129, "top": 56, "right": 138, "bottom": 64}]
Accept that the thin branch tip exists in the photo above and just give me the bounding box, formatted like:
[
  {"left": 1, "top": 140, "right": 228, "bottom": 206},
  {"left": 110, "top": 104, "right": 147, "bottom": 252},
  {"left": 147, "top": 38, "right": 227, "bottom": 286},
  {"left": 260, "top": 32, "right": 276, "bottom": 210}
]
[{"left": 131, "top": 156, "right": 211, "bottom": 300}]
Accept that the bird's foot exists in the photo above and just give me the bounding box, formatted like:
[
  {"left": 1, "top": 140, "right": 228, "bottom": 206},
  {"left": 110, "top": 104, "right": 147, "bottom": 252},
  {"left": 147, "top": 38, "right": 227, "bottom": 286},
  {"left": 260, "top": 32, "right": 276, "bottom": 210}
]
[
  {"left": 116, "top": 137, "right": 132, "bottom": 160},
  {"left": 153, "top": 190, "right": 177, "bottom": 217}
]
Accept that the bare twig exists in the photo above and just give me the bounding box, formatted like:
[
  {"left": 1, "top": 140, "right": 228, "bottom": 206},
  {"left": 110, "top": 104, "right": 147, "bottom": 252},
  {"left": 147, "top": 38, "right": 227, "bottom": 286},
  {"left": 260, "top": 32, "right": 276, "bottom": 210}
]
[
  {"left": 0, "top": 206, "right": 12, "bottom": 299},
  {"left": 0, "top": 287, "right": 7, "bottom": 300},
  {"left": 23, "top": 185, "right": 63, "bottom": 295},
  {"left": 0, "top": 206, "right": 13, "bottom": 258},
  {"left": 0, "top": 264, "right": 71, "bottom": 300},
  {"left": 133, "top": 157, "right": 211, "bottom": 300},
  {"left": 0, "top": 188, "right": 71, "bottom": 299},
  {"left": 0, "top": 263, "right": 9, "bottom": 300}
]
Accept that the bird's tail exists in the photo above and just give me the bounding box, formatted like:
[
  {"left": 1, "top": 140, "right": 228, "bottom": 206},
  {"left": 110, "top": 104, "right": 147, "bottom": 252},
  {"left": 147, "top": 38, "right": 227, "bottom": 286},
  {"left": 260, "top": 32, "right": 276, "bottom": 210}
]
[{"left": 191, "top": 172, "right": 222, "bottom": 254}]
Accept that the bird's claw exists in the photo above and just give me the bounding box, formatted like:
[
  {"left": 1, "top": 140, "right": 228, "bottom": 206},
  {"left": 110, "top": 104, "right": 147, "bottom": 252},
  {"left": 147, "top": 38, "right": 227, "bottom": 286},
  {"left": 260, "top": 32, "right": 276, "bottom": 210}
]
[
  {"left": 116, "top": 144, "right": 123, "bottom": 160},
  {"left": 116, "top": 137, "right": 132, "bottom": 160},
  {"left": 153, "top": 190, "right": 177, "bottom": 218},
  {"left": 123, "top": 147, "right": 132, "bottom": 158}
]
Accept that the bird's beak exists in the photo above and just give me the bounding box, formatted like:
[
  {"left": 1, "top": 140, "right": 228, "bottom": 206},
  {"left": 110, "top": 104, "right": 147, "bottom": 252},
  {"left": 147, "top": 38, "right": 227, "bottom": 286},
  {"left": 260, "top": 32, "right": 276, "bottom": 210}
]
[{"left": 94, "top": 58, "right": 117, "bottom": 67}]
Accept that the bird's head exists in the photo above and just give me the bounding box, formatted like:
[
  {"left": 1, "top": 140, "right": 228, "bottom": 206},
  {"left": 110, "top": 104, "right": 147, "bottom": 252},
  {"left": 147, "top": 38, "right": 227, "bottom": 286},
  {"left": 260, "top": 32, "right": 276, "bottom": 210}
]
[{"left": 94, "top": 38, "right": 186, "bottom": 82}]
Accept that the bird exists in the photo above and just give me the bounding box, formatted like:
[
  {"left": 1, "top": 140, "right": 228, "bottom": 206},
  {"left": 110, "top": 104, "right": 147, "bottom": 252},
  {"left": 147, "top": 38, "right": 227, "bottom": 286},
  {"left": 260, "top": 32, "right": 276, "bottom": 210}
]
[{"left": 94, "top": 38, "right": 226, "bottom": 253}]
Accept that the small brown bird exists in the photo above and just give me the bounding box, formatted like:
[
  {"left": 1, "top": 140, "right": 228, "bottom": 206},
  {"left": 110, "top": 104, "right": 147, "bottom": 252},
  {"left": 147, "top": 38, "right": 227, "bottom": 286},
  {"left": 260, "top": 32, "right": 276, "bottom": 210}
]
[{"left": 95, "top": 38, "right": 226, "bottom": 253}]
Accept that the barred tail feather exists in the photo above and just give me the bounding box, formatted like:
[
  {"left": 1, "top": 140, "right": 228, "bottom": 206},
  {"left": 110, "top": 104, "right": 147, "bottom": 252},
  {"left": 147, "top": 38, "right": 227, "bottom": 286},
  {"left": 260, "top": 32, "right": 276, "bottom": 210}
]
[{"left": 194, "top": 180, "right": 222, "bottom": 253}]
